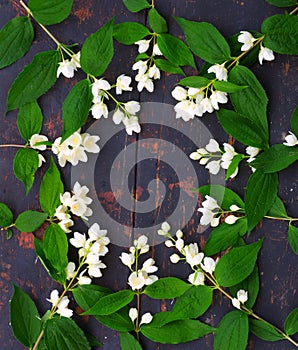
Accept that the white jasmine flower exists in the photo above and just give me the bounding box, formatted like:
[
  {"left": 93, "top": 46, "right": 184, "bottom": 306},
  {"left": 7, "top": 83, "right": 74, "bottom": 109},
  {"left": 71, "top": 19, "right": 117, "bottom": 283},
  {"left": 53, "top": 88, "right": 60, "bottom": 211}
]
[
  {"left": 54, "top": 205, "right": 69, "bottom": 221},
  {"left": 91, "top": 101, "right": 109, "bottom": 119},
  {"left": 142, "top": 258, "right": 158, "bottom": 273},
  {"left": 140, "top": 312, "right": 153, "bottom": 326},
  {"left": 184, "top": 243, "right": 204, "bottom": 268},
  {"left": 123, "top": 116, "right": 141, "bottom": 135},
  {"left": 132, "top": 60, "right": 148, "bottom": 75},
  {"left": 58, "top": 217, "right": 74, "bottom": 233},
  {"left": 47, "top": 290, "right": 73, "bottom": 318},
  {"left": 205, "top": 139, "right": 221, "bottom": 153},
  {"left": 135, "top": 39, "right": 151, "bottom": 53},
  {"left": 259, "top": 45, "right": 275, "bottom": 65},
  {"left": 77, "top": 269, "right": 92, "bottom": 285},
  {"left": 172, "top": 86, "right": 188, "bottom": 101},
  {"left": 128, "top": 271, "right": 146, "bottom": 290},
  {"left": 225, "top": 215, "right": 239, "bottom": 225},
  {"left": 174, "top": 100, "right": 196, "bottom": 122},
  {"left": 120, "top": 252, "right": 135, "bottom": 268},
  {"left": 30, "top": 134, "right": 48, "bottom": 151},
  {"left": 221, "top": 143, "right": 238, "bottom": 170},
  {"left": 175, "top": 238, "right": 184, "bottom": 251},
  {"left": 200, "top": 97, "right": 214, "bottom": 114},
  {"left": 143, "top": 271, "right": 158, "bottom": 285},
  {"left": 148, "top": 64, "right": 161, "bottom": 80},
  {"left": 165, "top": 240, "right": 174, "bottom": 247},
  {"left": 202, "top": 196, "right": 219, "bottom": 211},
  {"left": 124, "top": 101, "right": 141, "bottom": 115},
  {"left": 129, "top": 308, "right": 138, "bottom": 322},
  {"left": 85, "top": 255, "right": 106, "bottom": 277},
  {"left": 137, "top": 73, "right": 154, "bottom": 92},
  {"left": 153, "top": 43, "right": 162, "bottom": 56},
  {"left": 246, "top": 146, "right": 259, "bottom": 158},
  {"left": 66, "top": 262, "right": 76, "bottom": 279},
  {"left": 113, "top": 108, "right": 125, "bottom": 124},
  {"left": 134, "top": 235, "right": 149, "bottom": 254},
  {"left": 210, "top": 91, "right": 228, "bottom": 110},
  {"left": 38, "top": 154, "right": 46, "bottom": 168},
  {"left": 73, "top": 182, "right": 92, "bottom": 205},
  {"left": 201, "top": 257, "right": 216, "bottom": 274},
  {"left": 237, "top": 289, "right": 248, "bottom": 303},
  {"left": 238, "top": 31, "right": 256, "bottom": 51},
  {"left": 230, "top": 204, "right": 241, "bottom": 211},
  {"left": 70, "top": 232, "right": 86, "bottom": 248},
  {"left": 69, "top": 199, "right": 88, "bottom": 217},
  {"left": 211, "top": 216, "right": 220, "bottom": 227},
  {"left": 198, "top": 208, "right": 216, "bottom": 226},
  {"left": 92, "top": 79, "right": 111, "bottom": 102},
  {"left": 71, "top": 51, "right": 81, "bottom": 68},
  {"left": 188, "top": 272, "right": 205, "bottom": 286},
  {"left": 176, "top": 229, "right": 183, "bottom": 239},
  {"left": 232, "top": 297, "right": 241, "bottom": 309},
  {"left": 116, "top": 74, "right": 132, "bottom": 95},
  {"left": 57, "top": 59, "right": 76, "bottom": 78},
  {"left": 207, "top": 64, "right": 228, "bottom": 81},
  {"left": 162, "top": 222, "right": 171, "bottom": 232},
  {"left": 205, "top": 160, "right": 221, "bottom": 175},
  {"left": 82, "top": 133, "right": 100, "bottom": 153},
  {"left": 170, "top": 253, "right": 180, "bottom": 264},
  {"left": 88, "top": 223, "right": 109, "bottom": 242},
  {"left": 284, "top": 131, "right": 298, "bottom": 146},
  {"left": 188, "top": 88, "right": 203, "bottom": 100}
]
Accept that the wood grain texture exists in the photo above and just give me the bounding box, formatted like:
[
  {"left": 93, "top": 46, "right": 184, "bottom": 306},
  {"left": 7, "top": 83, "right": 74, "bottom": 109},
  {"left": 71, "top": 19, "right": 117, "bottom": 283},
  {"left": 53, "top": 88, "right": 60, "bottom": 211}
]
[{"left": 0, "top": 0, "right": 297, "bottom": 349}]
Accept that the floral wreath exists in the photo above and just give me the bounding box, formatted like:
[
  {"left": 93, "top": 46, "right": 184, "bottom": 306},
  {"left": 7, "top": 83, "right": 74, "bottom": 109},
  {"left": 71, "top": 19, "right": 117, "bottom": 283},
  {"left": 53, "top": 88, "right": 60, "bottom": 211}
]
[{"left": 0, "top": 0, "right": 298, "bottom": 349}]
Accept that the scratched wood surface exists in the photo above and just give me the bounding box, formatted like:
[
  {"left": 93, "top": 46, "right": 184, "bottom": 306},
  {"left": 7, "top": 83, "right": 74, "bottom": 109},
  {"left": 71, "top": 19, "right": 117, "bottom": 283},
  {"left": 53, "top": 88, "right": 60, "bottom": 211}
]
[{"left": 0, "top": 0, "right": 297, "bottom": 349}]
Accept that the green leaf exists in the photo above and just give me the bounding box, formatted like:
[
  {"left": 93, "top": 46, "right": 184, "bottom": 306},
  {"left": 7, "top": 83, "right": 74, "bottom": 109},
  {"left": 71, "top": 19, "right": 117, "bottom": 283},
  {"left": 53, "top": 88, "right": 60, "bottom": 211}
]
[
  {"left": 85, "top": 333, "right": 103, "bottom": 348},
  {"left": 175, "top": 17, "right": 231, "bottom": 64},
  {"left": 154, "top": 59, "right": 185, "bottom": 75},
  {"left": 141, "top": 319, "right": 215, "bottom": 344},
  {"left": 0, "top": 203, "right": 13, "bottom": 227},
  {"left": 251, "top": 144, "right": 298, "bottom": 173},
  {"left": 113, "top": 22, "right": 151, "bottom": 45},
  {"left": 244, "top": 171, "right": 279, "bottom": 231},
  {"left": 96, "top": 311, "right": 135, "bottom": 332},
  {"left": 213, "top": 80, "right": 248, "bottom": 93},
  {"left": 196, "top": 185, "right": 244, "bottom": 211},
  {"left": 28, "top": 0, "right": 74, "bottom": 25},
  {"left": 34, "top": 237, "right": 66, "bottom": 284},
  {"left": 13, "top": 148, "right": 39, "bottom": 195},
  {"left": 15, "top": 210, "right": 48, "bottom": 232},
  {"left": 81, "top": 18, "right": 114, "bottom": 76},
  {"left": 284, "top": 308, "right": 298, "bottom": 335},
  {"left": 83, "top": 290, "right": 135, "bottom": 316},
  {"left": 148, "top": 8, "right": 168, "bottom": 33},
  {"left": 119, "top": 332, "right": 142, "bottom": 350},
  {"left": 10, "top": 285, "right": 41, "bottom": 348},
  {"left": 61, "top": 79, "right": 92, "bottom": 141},
  {"left": 216, "top": 109, "right": 269, "bottom": 149},
  {"left": 0, "top": 17, "right": 34, "bottom": 69},
  {"left": 214, "top": 311, "right": 248, "bottom": 350},
  {"left": 229, "top": 265, "right": 259, "bottom": 308},
  {"left": 249, "top": 319, "right": 284, "bottom": 341},
  {"left": 44, "top": 317, "right": 91, "bottom": 350},
  {"left": 43, "top": 223, "right": 68, "bottom": 272},
  {"left": 204, "top": 219, "right": 248, "bottom": 256},
  {"left": 179, "top": 76, "right": 210, "bottom": 88},
  {"left": 229, "top": 65, "right": 268, "bottom": 135},
  {"left": 17, "top": 100, "right": 43, "bottom": 142},
  {"left": 226, "top": 154, "right": 243, "bottom": 180},
  {"left": 7, "top": 50, "right": 60, "bottom": 112},
  {"left": 214, "top": 239, "right": 263, "bottom": 287},
  {"left": 267, "top": 196, "right": 288, "bottom": 219},
  {"left": 157, "top": 33, "right": 196, "bottom": 68},
  {"left": 40, "top": 158, "right": 64, "bottom": 216},
  {"left": 144, "top": 277, "right": 191, "bottom": 299},
  {"left": 290, "top": 105, "right": 298, "bottom": 136},
  {"left": 135, "top": 53, "right": 150, "bottom": 61},
  {"left": 123, "top": 0, "right": 151, "bottom": 12},
  {"left": 266, "top": 0, "right": 297, "bottom": 6},
  {"left": 288, "top": 224, "right": 298, "bottom": 255},
  {"left": 262, "top": 14, "right": 298, "bottom": 55}
]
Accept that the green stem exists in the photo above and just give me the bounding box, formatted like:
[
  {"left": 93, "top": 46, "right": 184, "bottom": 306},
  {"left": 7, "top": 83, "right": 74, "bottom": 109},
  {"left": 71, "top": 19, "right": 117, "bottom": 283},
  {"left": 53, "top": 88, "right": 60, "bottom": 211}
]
[
  {"left": 0, "top": 144, "right": 26, "bottom": 148},
  {"left": 289, "top": 6, "right": 298, "bottom": 15}
]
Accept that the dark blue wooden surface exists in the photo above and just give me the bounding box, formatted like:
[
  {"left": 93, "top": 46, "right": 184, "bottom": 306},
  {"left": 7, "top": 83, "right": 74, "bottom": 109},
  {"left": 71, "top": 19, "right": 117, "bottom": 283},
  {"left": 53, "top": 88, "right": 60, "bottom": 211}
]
[{"left": 0, "top": 1, "right": 297, "bottom": 349}]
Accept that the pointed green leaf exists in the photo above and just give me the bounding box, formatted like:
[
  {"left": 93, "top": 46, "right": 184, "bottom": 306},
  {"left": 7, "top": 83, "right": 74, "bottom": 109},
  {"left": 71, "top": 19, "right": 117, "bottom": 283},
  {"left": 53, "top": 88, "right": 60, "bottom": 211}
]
[
  {"left": 284, "top": 308, "right": 298, "bottom": 335},
  {"left": 15, "top": 211, "right": 48, "bottom": 232},
  {"left": 123, "top": 0, "right": 151, "bottom": 12},
  {"left": 113, "top": 22, "right": 151, "bottom": 45},
  {"left": 217, "top": 109, "right": 269, "bottom": 149},
  {"left": 290, "top": 105, "right": 298, "bottom": 136},
  {"left": 214, "top": 311, "right": 248, "bottom": 350},
  {"left": 215, "top": 239, "right": 263, "bottom": 287},
  {"left": 10, "top": 285, "right": 41, "bottom": 348},
  {"left": 0, "top": 17, "right": 34, "bottom": 69},
  {"left": 154, "top": 59, "right": 185, "bottom": 75},
  {"left": 96, "top": 311, "right": 135, "bottom": 332},
  {"left": 28, "top": 0, "right": 74, "bottom": 25},
  {"left": 226, "top": 154, "right": 243, "bottom": 180},
  {"left": 245, "top": 171, "right": 279, "bottom": 231},
  {"left": 119, "top": 332, "right": 143, "bottom": 350},
  {"left": 175, "top": 17, "right": 231, "bottom": 63},
  {"left": 17, "top": 100, "right": 43, "bottom": 142},
  {"left": 288, "top": 224, "right": 298, "bottom": 255},
  {"left": 13, "top": 148, "right": 39, "bottom": 194},
  {"left": 0, "top": 203, "right": 13, "bottom": 227},
  {"left": 213, "top": 80, "right": 248, "bottom": 93},
  {"left": 7, "top": 50, "right": 60, "bottom": 112},
  {"left": 144, "top": 277, "right": 191, "bottom": 299},
  {"left": 149, "top": 8, "right": 168, "bottom": 33},
  {"left": 157, "top": 33, "right": 196, "bottom": 68},
  {"left": 44, "top": 317, "right": 91, "bottom": 350},
  {"left": 266, "top": 0, "right": 297, "bottom": 6},
  {"left": 262, "top": 14, "right": 298, "bottom": 55},
  {"left": 43, "top": 223, "right": 68, "bottom": 272},
  {"left": 141, "top": 319, "right": 215, "bottom": 344},
  {"left": 40, "top": 158, "right": 64, "bottom": 216},
  {"left": 62, "top": 79, "right": 92, "bottom": 141},
  {"left": 81, "top": 19, "right": 114, "bottom": 76},
  {"left": 267, "top": 196, "right": 288, "bottom": 219},
  {"left": 179, "top": 76, "right": 210, "bottom": 88},
  {"left": 249, "top": 319, "right": 284, "bottom": 341}
]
